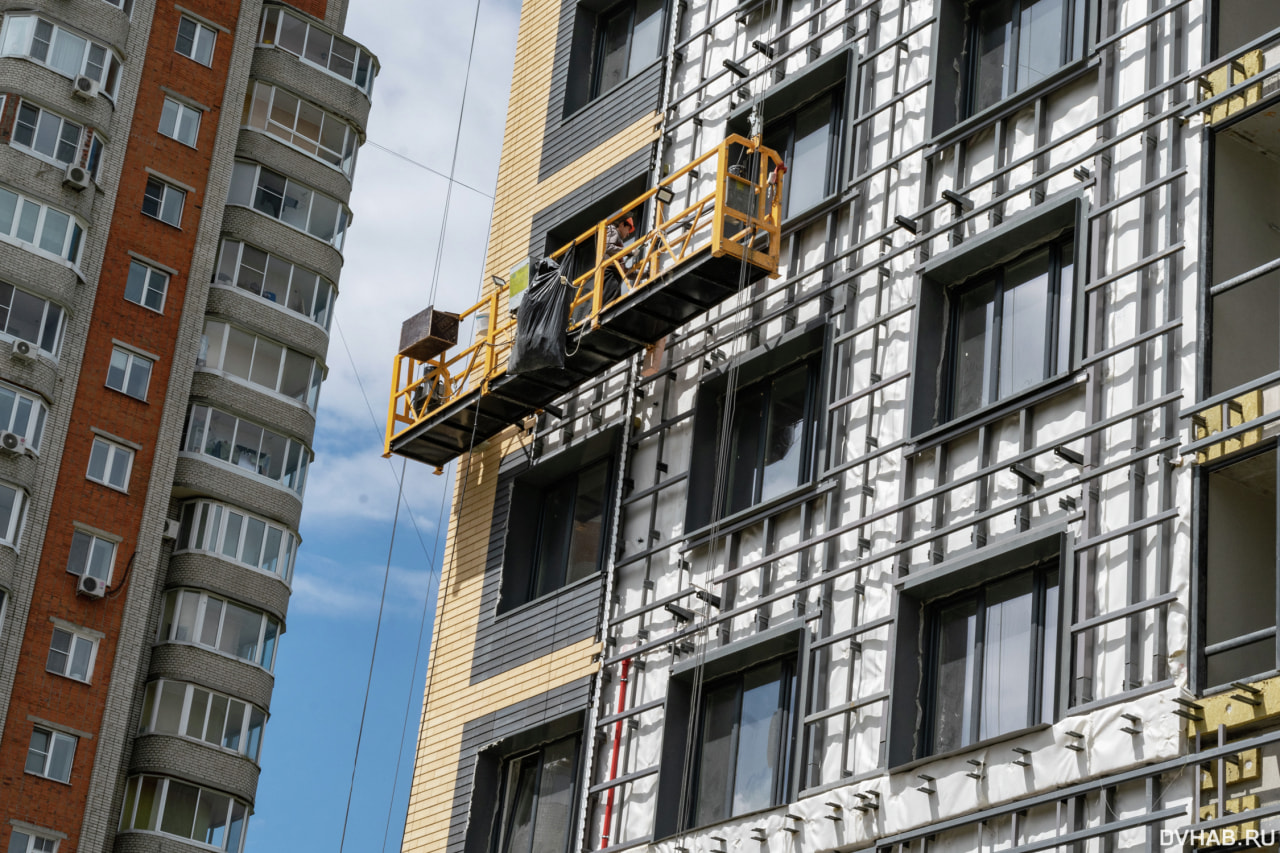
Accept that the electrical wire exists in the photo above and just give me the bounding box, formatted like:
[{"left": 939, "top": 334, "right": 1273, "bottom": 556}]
[{"left": 364, "top": 140, "right": 494, "bottom": 199}]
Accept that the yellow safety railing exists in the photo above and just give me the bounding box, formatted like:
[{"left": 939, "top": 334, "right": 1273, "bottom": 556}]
[{"left": 384, "top": 134, "right": 784, "bottom": 458}]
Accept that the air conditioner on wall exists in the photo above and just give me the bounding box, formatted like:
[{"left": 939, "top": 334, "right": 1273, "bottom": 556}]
[
  {"left": 71, "top": 75, "right": 99, "bottom": 100},
  {"left": 77, "top": 574, "right": 106, "bottom": 598},
  {"left": 0, "top": 432, "right": 23, "bottom": 454},
  {"left": 163, "top": 519, "right": 180, "bottom": 540},
  {"left": 11, "top": 340, "right": 34, "bottom": 361},
  {"left": 63, "top": 163, "right": 90, "bottom": 191}
]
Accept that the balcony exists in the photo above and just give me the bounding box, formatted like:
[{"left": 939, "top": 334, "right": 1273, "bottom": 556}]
[{"left": 384, "top": 134, "right": 784, "bottom": 469}]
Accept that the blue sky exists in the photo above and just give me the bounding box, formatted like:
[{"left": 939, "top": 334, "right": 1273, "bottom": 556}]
[{"left": 248, "top": 0, "right": 522, "bottom": 849}]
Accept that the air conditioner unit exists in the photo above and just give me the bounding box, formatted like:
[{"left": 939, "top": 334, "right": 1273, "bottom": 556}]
[
  {"left": 63, "top": 163, "right": 90, "bottom": 191},
  {"left": 163, "top": 519, "right": 181, "bottom": 540},
  {"left": 71, "top": 75, "right": 99, "bottom": 100},
  {"left": 0, "top": 432, "right": 23, "bottom": 454},
  {"left": 11, "top": 340, "right": 34, "bottom": 361},
  {"left": 76, "top": 574, "right": 106, "bottom": 598}
]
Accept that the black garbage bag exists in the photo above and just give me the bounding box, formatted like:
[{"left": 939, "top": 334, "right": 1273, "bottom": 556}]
[{"left": 509, "top": 257, "right": 572, "bottom": 375}]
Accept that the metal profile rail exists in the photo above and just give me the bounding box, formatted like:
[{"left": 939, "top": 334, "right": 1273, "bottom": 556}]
[{"left": 383, "top": 134, "right": 784, "bottom": 468}]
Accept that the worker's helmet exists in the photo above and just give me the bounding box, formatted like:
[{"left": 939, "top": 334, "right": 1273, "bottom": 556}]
[{"left": 622, "top": 215, "right": 635, "bottom": 230}]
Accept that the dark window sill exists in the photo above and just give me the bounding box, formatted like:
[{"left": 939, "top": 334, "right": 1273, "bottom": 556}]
[
  {"left": 909, "top": 370, "right": 1084, "bottom": 454},
  {"left": 890, "top": 722, "right": 1052, "bottom": 775},
  {"left": 682, "top": 478, "right": 837, "bottom": 551},
  {"left": 493, "top": 571, "right": 602, "bottom": 621},
  {"left": 929, "top": 57, "right": 1100, "bottom": 151}
]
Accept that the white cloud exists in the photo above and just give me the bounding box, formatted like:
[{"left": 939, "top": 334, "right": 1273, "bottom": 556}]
[{"left": 290, "top": 552, "right": 438, "bottom": 619}]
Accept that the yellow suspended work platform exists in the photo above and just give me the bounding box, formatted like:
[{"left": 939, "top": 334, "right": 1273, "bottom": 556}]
[{"left": 384, "top": 134, "right": 785, "bottom": 470}]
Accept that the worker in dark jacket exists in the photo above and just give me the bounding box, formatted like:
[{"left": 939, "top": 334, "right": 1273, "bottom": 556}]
[{"left": 600, "top": 215, "right": 636, "bottom": 307}]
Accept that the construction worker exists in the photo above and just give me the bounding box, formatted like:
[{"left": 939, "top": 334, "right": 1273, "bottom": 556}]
[{"left": 601, "top": 214, "right": 636, "bottom": 306}]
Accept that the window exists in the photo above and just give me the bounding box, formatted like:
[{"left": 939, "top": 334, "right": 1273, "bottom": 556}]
[
  {"left": 0, "top": 282, "right": 64, "bottom": 355},
  {"left": 199, "top": 320, "right": 323, "bottom": 409},
  {"left": 887, "top": 531, "right": 1064, "bottom": 765},
  {"left": 87, "top": 437, "right": 132, "bottom": 491},
  {"left": 1202, "top": 446, "right": 1278, "bottom": 687},
  {"left": 923, "top": 564, "right": 1058, "bottom": 754},
  {"left": 0, "top": 382, "right": 48, "bottom": 453},
  {"left": 157, "top": 589, "right": 281, "bottom": 670},
  {"left": 47, "top": 626, "right": 97, "bottom": 682},
  {"left": 765, "top": 87, "right": 843, "bottom": 218},
  {"left": 176, "top": 500, "right": 298, "bottom": 583},
  {"left": 963, "top": 0, "right": 1086, "bottom": 118},
  {"left": 0, "top": 185, "right": 85, "bottom": 265},
  {"left": 11, "top": 101, "right": 102, "bottom": 177},
  {"left": 592, "top": 0, "right": 664, "bottom": 98},
  {"left": 945, "top": 236, "right": 1074, "bottom": 420},
  {"left": 491, "top": 735, "right": 580, "bottom": 853},
  {"left": 124, "top": 260, "right": 168, "bottom": 313},
  {"left": 159, "top": 98, "right": 201, "bottom": 147},
  {"left": 175, "top": 16, "right": 216, "bottom": 65},
  {"left": 25, "top": 727, "right": 75, "bottom": 783},
  {"left": 654, "top": 629, "right": 802, "bottom": 836},
  {"left": 139, "top": 679, "right": 267, "bottom": 761},
  {"left": 142, "top": 177, "right": 184, "bottom": 227},
  {"left": 689, "top": 658, "right": 795, "bottom": 826},
  {"left": 0, "top": 15, "right": 123, "bottom": 98},
  {"left": 227, "top": 161, "right": 349, "bottom": 250},
  {"left": 214, "top": 239, "right": 335, "bottom": 329},
  {"left": 66, "top": 530, "right": 116, "bottom": 584},
  {"left": 106, "top": 347, "right": 153, "bottom": 400},
  {"left": 182, "top": 405, "right": 310, "bottom": 495},
  {"left": 9, "top": 830, "right": 58, "bottom": 853},
  {"left": 258, "top": 7, "right": 376, "bottom": 95},
  {"left": 242, "top": 81, "right": 358, "bottom": 175},
  {"left": 0, "top": 482, "right": 27, "bottom": 548},
  {"left": 118, "top": 775, "right": 249, "bottom": 851},
  {"left": 910, "top": 194, "right": 1080, "bottom": 436},
  {"left": 686, "top": 333, "right": 824, "bottom": 530}
]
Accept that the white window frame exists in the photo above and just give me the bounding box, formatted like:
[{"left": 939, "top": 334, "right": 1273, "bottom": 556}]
[
  {"left": 0, "top": 15, "right": 123, "bottom": 98},
  {"left": 199, "top": 320, "right": 322, "bottom": 410},
  {"left": 242, "top": 81, "right": 358, "bottom": 176},
  {"left": 0, "top": 381, "right": 48, "bottom": 453},
  {"left": 118, "top": 775, "right": 249, "bottom": 850},
  {"left": 158, "top": 97, "right": 201, "bottom": 147},
  {"left": 157, "top": 588, "right": 281, "bottom": 671},
  {"left": 139, "top": 679, "right": 267, "bottom": 761},
  {"left": 0, "top": 185, "right": 85, "bottom": 266},
  {"left": 47, "top": 625, "right": 99, "bottom": 682},
  {"left": 105, "top": 346, "right": 153, "bottom": 400},
  {"left": 124, "top": 260, "right": 168, "bottom": 313},
  {"left": 10, "top": 99, "right": 98, "bottom": 174},
  {"left": 214, "top": 239, "right": 335, "bottom": 330},
  {"left": 227, "top": 161, "right": 349, "bottom": 250},
  {"left": 87, "top": 436, "right": 133, "bottom": 491},
  {"left": 175, "top": 15, "right": 215, "bottom": 65},
  {"left": 141, "top": 177, "right": 184, "bottom": 227},
  {"left": 0, "top": 282, "right": 64, "bottom": 357},
  {"left": 182, "top": 404, "right": 310, "bottom": 495},
  {"left": 176, "top": 499, "right": 298, "bottom": 583},
  {"left": 25, "top": 726, "right": 75, "bottom": 783},
  {"left": 258, "top": 7, "right": 376, "bottom": 95},
  {"left": 66, "top": 528, "right": 117, "bottom": 584},
  {"left": 8, "top": 829, "right": 59, "bottom": 853},
  {"left": 0, "top": 482, "right": 27, "bottom": 549}
]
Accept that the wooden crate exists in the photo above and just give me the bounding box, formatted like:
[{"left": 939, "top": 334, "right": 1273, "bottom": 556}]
[{"left": 399, "top": 307, "right": 460, "bottom": 362}]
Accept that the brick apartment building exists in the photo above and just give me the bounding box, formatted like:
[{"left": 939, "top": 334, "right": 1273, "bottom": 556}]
[{"left": 0, "top": 1, "right": 375, "bottom": 850}]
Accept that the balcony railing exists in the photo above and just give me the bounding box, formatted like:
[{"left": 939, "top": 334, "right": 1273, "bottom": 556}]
[{"left": 384, "top": 134, "right": 784, "bottom": 468}]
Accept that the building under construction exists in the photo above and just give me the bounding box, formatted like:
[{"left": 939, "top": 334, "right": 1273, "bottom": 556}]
[{"left": 388, "top": 0, "right": 1280, "bottom": 850}]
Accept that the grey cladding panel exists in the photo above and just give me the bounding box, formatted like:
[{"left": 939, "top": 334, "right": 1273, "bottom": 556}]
[
  {"left": 539, "top": 0, "right": 666, "bottom": 180},
  {"left": 469, "top": 449, "right": 604, "bottom": 684},
  {"left": 530, "top": 146, "right": 653, "bottom": 260}
]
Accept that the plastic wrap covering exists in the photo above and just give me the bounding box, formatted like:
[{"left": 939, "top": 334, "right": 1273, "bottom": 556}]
[{"left": 509, "top": 257, "right": 572, "bottom": 375}]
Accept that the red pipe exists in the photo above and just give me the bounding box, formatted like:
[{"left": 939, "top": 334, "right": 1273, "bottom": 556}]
[{"left": 599, "top": 657, "right": 631, "bottom": 849}]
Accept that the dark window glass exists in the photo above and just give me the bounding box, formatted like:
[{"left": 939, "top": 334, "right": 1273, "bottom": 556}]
[
  {"left": 964, "top": 0, "right": 1085, "bottom": 119},
  {"left": 946, "top": 237, "right": 1072, "bottom": 419},
  {"left": 722, "top": 361, "right": 818, "bottom": 516},
  {"left": 766, "top": 89, "right": 842, "bottom": 218},
  {"left": 692, "top": 658, "right": 794, "bottom": 826},
  {"left": 591, "top": 0, "right": 664, "bottom": 99},
  {"left": 529, "top": 459, "right": 609, "bottom": 600},
  {"left": 925, "top": 564, "right": 1058, "bottom": 755},
  {"left": 494, "top": 735, "right": 579, "bottom": 853}
]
